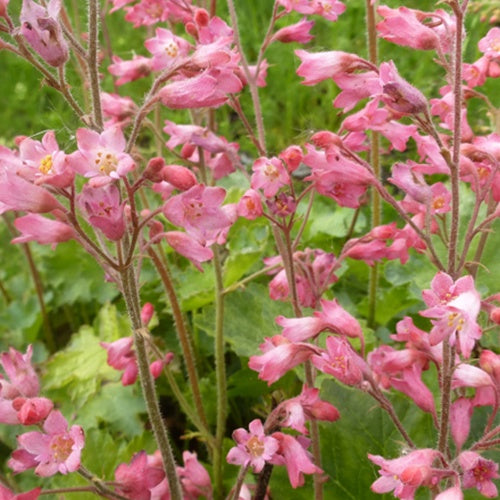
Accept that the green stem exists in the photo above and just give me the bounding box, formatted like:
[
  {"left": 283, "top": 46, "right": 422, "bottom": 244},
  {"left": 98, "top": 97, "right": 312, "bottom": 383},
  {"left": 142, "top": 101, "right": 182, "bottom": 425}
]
[
  {"left": 119, "top": 264, "right": 183, "bottom": 500},
  {"left": 213, "top": 244, "right": 227, "bottom": 500},
  {"left": 147, "top": 247, "right": 209, "bottom": 432}
]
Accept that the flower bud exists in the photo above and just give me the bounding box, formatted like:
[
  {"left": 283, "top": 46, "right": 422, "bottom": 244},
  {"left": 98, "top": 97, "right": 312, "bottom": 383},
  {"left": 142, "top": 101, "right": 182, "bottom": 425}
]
[
  {"left": 143, "top": 156, "right": 166, "bottom": 182},
  {"left": 161, "top": 164, "right": 197, "bottom": 191}
]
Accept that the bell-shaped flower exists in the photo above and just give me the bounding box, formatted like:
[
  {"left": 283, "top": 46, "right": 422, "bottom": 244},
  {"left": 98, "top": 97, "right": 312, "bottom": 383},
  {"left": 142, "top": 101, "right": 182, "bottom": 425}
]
[
  {"left": 78, "top": 183, "right": 126, "bottom": 241},
  {"left": 0, "top": 484, "right": 41, "bottom": 500},
  {"left": 271, "top": 18, "right": 315, "bottom": 44},
  {"left": 450, "top": 397, "right": 473, "bottom": 451},
  {"left": 108, "top": 55, "right": 152, "bottom": 85},
  {"left": 100, "top": 337, "right": 138, "bottom": 386},
  {"left": 227, "top": 419, "right": 279, "bottom": 473},
  {"left": 13, "top": 410, "right": 84, "bottom": 476},
  {"left": 458, "top": 451, "right": 499, "bottom": 498},
  {"left": 164, "top": 231, "right": 213, "bottom": 271},
  {"left": 177, "top": 451, "right": 212, "bottom": 499},
  {"left": 20, "top": 0, "right": 69, "bottom": 67},
  {"left": 12, "top": 213, "right": 75, "bottom": 248},
  {"left": 250, "top": 156, "right": 290, "bottom": 198},
  {"left": 144, "top": 27, "right": 191, "bottom": 71}
]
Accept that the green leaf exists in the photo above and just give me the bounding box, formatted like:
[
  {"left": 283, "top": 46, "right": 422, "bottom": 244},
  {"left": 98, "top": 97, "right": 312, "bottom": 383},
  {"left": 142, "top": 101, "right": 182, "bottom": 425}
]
[{"left": 194, "top": 283, "right": 293, "bottom": 357}]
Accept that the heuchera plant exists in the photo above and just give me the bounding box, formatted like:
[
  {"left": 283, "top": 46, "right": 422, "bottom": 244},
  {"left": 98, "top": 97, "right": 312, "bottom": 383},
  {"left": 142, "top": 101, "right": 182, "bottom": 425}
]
[{"left": 0, "top": 0, "right": 498, "bottom": 499}]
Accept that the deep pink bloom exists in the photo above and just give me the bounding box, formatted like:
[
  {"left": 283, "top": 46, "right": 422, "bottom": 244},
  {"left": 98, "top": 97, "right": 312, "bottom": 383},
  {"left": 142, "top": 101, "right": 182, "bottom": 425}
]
[
  {"left": 15, "top": 410, "right": 84, "bottom": 476},
  {"left": 163, "top": 184, "right": 232, "bottom": 245},
  {"left": 450, "top": 397, "right": 473, "bottom": 450},
  {"left": 271, "top": 18, "right": 314, "bottom": 44},
  {"left": 270, "top": 432, "right": 322, "bottom": 488},
  {"left": 436, "top": 486, "right": 463, "bottom": 500},
  {"left": 248, "top": 335, "right": 321, "bottom": 385},
  {"left": 368, "top": 449, "right": 446, "bottom": 499},
  {"left": 164, "top": 231, "right": 213, "bottom": 271},
  {"left": 101, "top": 93, "right": 138, "bottom": 129},
  {"left": 12, "top": 214, "right": 75, "bottom": 248},
  {"left": 459, "top": 451, "right": 499, "bottom": 498},
  {"left": 100, "top": 337, "right": 138, "bottom": 386},
  {"left": 18, "top": 131, "right": 74, "bottom": 187},
  {"left": 0, "top": 484, "right": 41, "bottom": 500},
  {"left": 124, "top": 0, "right": 175, "bottom": 27},
  {"left": 295, "top": 49, "right": 371, "bottom": 86},
  {"left": 312, "top": 336, "right": 365, "bottom": 386},
  {"left": 20, "top": 0, "right": 69, "bottom": 67},
  {"left": 177, "top": 451, "right": 212, "bottom": 499},
  {"left": 141, "top": 303, "right": 155, "bottom": 327},
  {"left": 13, "top": 397, "right": 53, "bottom": 426},
  {"left": 160, "top": 164, "right": 197, "bottom": 191},
  {"left": 278, "top": 386, "right": 340, "bottom": 433},
  {"left": 78, "top": 184, "right": 125, "bottom": 240},
  {"left": 68, "top": 127, "right": 135, "bottom": 184},
  {"left": 227, "top": 419, "right": 279, "bottom": 473},
  {"left": 108, "top": 55, "right": 152, "bottom": 85},
  {"left": 279, "top": 145, "right": 303, "bottom": 173}
]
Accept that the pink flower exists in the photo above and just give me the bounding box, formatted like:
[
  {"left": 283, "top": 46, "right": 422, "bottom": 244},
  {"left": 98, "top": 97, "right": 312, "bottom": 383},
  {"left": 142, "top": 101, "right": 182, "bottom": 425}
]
[
  {"left": 278, "top": 386, "right": 340, "bottom": 433},
  {"left": 78, "top": 184, "right": 125, "bottom": 241},
  {"left": 164, "top": 231, "right": 213, "bottom": 271},
  {"left": 20, "top": 0, "right": 69, "bottom": 67},
  {"left": 227, "top": 419, "right": 279, "bottom": 473},
  {"left": 124, "top": 0, "right": 175, "bottom": 27},
  {"left": 160, "top": 164, "right": 197, "bottom": 191},
  {"left": 279, "top": 145, "right": 303, "bottom": 172},
  {"left": 295, "top": 49, "right": 371, "bottom": 86},
  {"left": 478, "top": 27, "right": 500, "bottom": 58},
  {"left": 270, "top": 433, "right": 322, "bottom": 488},
  {"left": 13, "top": 397, "right": 53, "bottom": 426},
  {"left": 141, "top": 303, "right": 155, "bottom": 327},
  {"left": 18, "top": 131, "right": 74, "bottom": 187},
  {"left": 248, "top": 335, "right": 321, "bottom": 385},
  {"left": 251, "top": 156, "right": 290, "bottom": 198},
  {"left": 311, "top": 336, "right": 365, "bottom": 386},
  {"left": 163, "top": 184, "right": 232, "bottom": 245},
  {"left": 159, "top": 68, "right": 243, "bottom": 109},
  {"left": 458, "top": 451, "right": 499, "bottom": 498},
  {"left": 313, "top": 0, "right": 346, "bottom": 21},
  {"left": 368, "top": 449, "right": 446, "bottom": 499},
  {"left": 108, "top": 55, "right": 152, "bottom": 85},
  {"left": 436, "top": 486, "right": 463, "bottom": 500},
  {"left": 0, "top": 484, "right": 41, "bottom": 500},
  {"left": 0, "top": 346, "right": 39, "bottom": 399},
  {"left": 144, "top": 27, "right": 191, "bottom": 71},
  {"left": 115, "top": 451, "right": 165, "bottom": 500},
  {"left": 177, "top": 451, "right": 212, "bottom": 499},
  {"left": 271, "top": 18, "right": 314, "bottom": 44},
  {"left": 68, "top": 127, "right": 135, "bottom": 184},
  {"left": 101, "top": 93, "right": 138, "bottom": 128},
  {"left": 0, "top": 170, "right": 64, "bottom": 214},
  {"left": 12, "top": 214, "right": 75, "bottom": 248},
  {"left": 379, "top": 61, "right": 428, "bottom": 115},
  {"left": 237, "top": 189, "right": 263, "bottom": 220},
  {"left": 14, "top": 410, "right": 84, "bottom": 476},
  {"left": 450, "top": 397, "right": 473, "bottom": 450},
  {"left": 100, "top": 337, "right": 138, "bottom": 386}
]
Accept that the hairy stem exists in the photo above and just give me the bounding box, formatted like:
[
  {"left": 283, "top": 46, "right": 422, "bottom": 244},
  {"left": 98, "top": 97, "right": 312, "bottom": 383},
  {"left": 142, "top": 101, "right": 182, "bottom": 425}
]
[{"left": 87, "top": 0, "right": 103, "bottom": 130}]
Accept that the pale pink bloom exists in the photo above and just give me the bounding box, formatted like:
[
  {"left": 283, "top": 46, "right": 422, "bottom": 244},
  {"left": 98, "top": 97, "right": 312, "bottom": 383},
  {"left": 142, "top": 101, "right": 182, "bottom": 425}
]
[
  {"left": 389, "top": 162, "right": 433, "bottom": 205},
  {"left": 124, "top": 0, "right": 173, "bottom": 27},
  {"left": 278, "top": 386, "right": 340, "bottom": 433},
  {"left": 318, "top": 298, "right": 363, "bottom": 338},
  {"left": 270, "top": 433, "right": 322, "bottom": 488},
  {"left": 421, "top": 273, "right": 481, "bottom": 358},
  {"left": 100, "top": 337, "right": 138, "bottom": 386},
  {"left": 12, "top": 214, "right": 75, "bottom": 248},
  {"left": 248, "top": 335, "right": 321, "bottom": 385},
  {"left": 450, "top": 397, "right": 473, "bottom": 451},
  {"left": 177, "top": 451, "right": 212, "bottom": 499},
  {"left": 379, "top": 61, "right": 427, "bottom": 115},
  {"left": 276, "top": 315, "right": 326, "bottom": 343},
  {"left": 478, "top": 27, "right": 500, "bottom": 58},
  {"left": 101, "top": 92, "right": 137, "bottom": 128},
  {"left": 190, "top": 39, "right": 238, "bottom": 70},
  {"left": 312, "top": 336, "right": 365, "bottom": 386},
  {"left": 108, "top": 55, "right": 152, "bottom": 85},
  {"left": 78, "top": 184, "right": 125, "bottom": 241},
  {"left": 144, "top": 27, "right": 191, "bottom": 71},
  {"left": 452, "top": 364, "right": 494, "bottom": 389},
  {"left": 436, "top": 486, "right": 463, "bottom": 500},
  {"left": 164, "top": 231, "right": 213, "bottom": 271},
  {"left": 8, "top": 449, "right": 39, "bottom": 474},
  {"left": 163, "top": 184, "right": 232, "bottom": 245},
  {"left": 0, "top": 484, "right": 41, "bottom": 500},
  {"left": 251, "top": 156, "right": 290, "bottom": 198},
  {"left": 0, "top": 170, "right": 63, "bottom": 214},
  {"left": 277, "top": 0, "right": 315, "bottom": 14},
  {"left": 20, "top": 0, "right": 68, "bottom": 67},
  {"left": 368, "top": 449, "right": 445, "bottom": 499},
  {"left": 295, "top": 49, "right": 371, "bottom": 86},
  {"left": 480, "top": 349, "right": 500, "bottom": 385},
  {"left": 0, "top": 346, "right": 39, "bottom": 399},
  {"left": 238, "top": 59, "right": 270, "bottom": 88},
  {"left": 237, "top": 189, "right": 263, "bottom": 220},
  {"left": 15, "top": 410, "right": 84, "bottom": 476},
  {"left": 271, "top": 18, "right": 314, "bottom": 44},
  {"left": 18, "top": 131, "right": 74, "bottom": 187},
  {"left": 227, "top": 419, "right": 279, "bottom": 473},
  {"left": 68, "top": 127, "right": 135, "bottom": 184},
  {"left": 458, "top": 451, "right": 499, "bottom": 498},
  {"left": 333, "top": 70, "right": 381, "bottom": 111},
  {"left": 159, "top": 68, "right": 242, "bottom": 109},
  {"left": 115, "top": 451, "right": 165, "bottom": 500},
  {"left": 192, "top": 10, "right": 233, "bottom": 45},
  {"left": 313, "top": 0, "right": 346, "bottom": 21}
]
